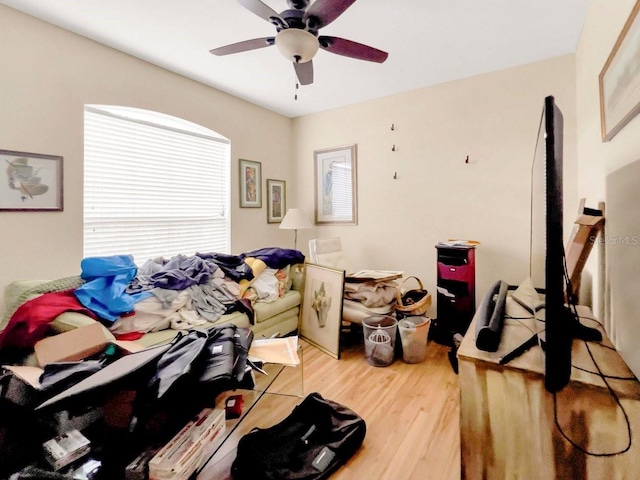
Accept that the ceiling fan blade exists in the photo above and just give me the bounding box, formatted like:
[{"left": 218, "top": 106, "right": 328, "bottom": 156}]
[
  {"left": 210, "top": 37, "right": 275, "bottom": 56},
  {"left": 304, "top": 0, "right": 357, "bottom": 29},
  {"left": 238, "top": 0, "right": 287, "bottom": 26},
  {"left": 294, "top": 60, "right": 314, "bottom": 86},
  {"left": 318, "top": 36, "right": 388, "bottom": 63}
]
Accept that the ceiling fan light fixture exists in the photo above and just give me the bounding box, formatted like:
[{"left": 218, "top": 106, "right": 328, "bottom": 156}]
[{"left": 275, "top": 28, "right": 319, "bottom": 63}]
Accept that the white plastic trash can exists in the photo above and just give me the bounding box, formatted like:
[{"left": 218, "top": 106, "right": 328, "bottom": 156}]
[
  {"left": 362, "top": 315, "right": 397, "bottom": 367},
  {"left": 398, "top": 316, "right": 431, "bottom": 363}
]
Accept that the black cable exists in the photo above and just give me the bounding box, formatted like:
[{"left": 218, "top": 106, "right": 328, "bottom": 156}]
[
  {"left": 571, "top": 364, "right": 637, "bottom": 381},
  {"left": 553, "top": 337, "right": 633, "bottom": 457},
  {"left": 578, "top": 314, "right": 605, "bottom": 328},
  {"left": 549, "top": 251, "right": 634, "bottom": 456}
]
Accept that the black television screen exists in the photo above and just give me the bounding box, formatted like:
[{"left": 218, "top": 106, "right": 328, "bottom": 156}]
[{"left": 530, "top": 95, "right": 572, "bottom": 393}]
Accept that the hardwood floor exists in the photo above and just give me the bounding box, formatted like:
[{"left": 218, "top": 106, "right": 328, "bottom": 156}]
[
  {"left": 301, "top": 336, "right": 461, "bottom": 480},
  {"left": 197, "top": 335, "right": 461, "bottom": 480}
]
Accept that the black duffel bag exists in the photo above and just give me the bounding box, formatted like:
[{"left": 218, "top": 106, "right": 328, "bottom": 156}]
[{"left": 231, "top": 392, "right": 366, "bottom": 479}]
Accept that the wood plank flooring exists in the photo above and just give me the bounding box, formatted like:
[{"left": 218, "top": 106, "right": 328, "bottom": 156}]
[
  {"left": 198, "top": 335, "right": 461, "bottom": 480},
  {"left": 302, "top": 337, "right": 461, "bottom": 480}
]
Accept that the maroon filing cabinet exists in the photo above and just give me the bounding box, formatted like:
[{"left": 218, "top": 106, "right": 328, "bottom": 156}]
[{"left": 434, "top": 244, "right": 476, "bottom": 345}]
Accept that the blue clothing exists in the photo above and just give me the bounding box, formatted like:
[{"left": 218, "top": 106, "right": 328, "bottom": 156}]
[
  {"left": 74, "top": 255, "right": 138, "bottom": 322},
  {"left": 196, "top": 248, "right": 305, "bottom": 281},
  {"left": 242, "top": 247, "right": 305, "bottom": 269}
]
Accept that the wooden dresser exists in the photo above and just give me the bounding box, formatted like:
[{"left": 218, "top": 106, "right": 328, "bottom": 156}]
[{"left": 458, "top": 298, "right": 640, "bottom": 479}]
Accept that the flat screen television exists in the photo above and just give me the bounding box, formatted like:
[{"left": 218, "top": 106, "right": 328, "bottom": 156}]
[
  {"left": 530, "top": 95, "right": 601, "bottom": 393},
  {"left": 530, "top": 95, "right": 572, "bottom": 392}
]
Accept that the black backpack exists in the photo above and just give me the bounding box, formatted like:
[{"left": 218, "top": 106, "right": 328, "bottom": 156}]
[{"left": 231, "top": 392, "right": 366, "bottom": 479}]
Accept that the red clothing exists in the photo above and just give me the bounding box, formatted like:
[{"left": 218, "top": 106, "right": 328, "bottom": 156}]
[
  {"left": 0, "top": 290, "right": 97, "bottom": 350},
  {"left": 112, "top": 331, "right": 145, "bottom": 341}
]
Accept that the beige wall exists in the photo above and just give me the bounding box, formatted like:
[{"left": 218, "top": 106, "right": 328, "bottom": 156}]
[
  {"left": 0, "top": 4, "right": 580, "bottom": 322},
  {"left": 576, "top": 1, "right": 640, "bottom": 339},
  {"left": 0, "top": 5, "right": 294, "bottom": 310},
  {"left": 292, "top": 56, "right": 577, "bottom": 315}
]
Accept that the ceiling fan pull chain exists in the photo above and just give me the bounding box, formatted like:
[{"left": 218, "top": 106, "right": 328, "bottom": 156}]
[{"left": 294, "top": 81, "right": 299, "bottom": 101}]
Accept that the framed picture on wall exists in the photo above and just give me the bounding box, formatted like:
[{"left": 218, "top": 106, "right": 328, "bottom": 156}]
[
  {"left": 599, "top": 0, "right": 640, "bottom": 141},
  {"left": 0, "top": 149, "right": 63, "bottom": 211},
  {"left": 313, "top": 144, "right": 357, "bottom": 225},
  {"left": 239, "top": 159, "right": 262, "bottom": 208},
  {"left": 266, "top": 179, "right": 286, "bottom": 223},
  {"left": 300, "top": 263, "right": 345, "bottom": 359}
]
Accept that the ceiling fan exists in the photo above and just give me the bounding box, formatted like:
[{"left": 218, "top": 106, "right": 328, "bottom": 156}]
[{"left": 210, "top": 0, "right": 388, "bottom": 86}]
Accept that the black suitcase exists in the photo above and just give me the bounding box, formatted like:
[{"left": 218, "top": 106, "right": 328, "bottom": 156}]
[{"left": 231, "top": 392, "right": 366, "bottom": 479}]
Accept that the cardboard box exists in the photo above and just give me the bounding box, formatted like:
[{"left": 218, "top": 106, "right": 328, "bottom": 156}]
[
  {"left": 2, "top": 334, "right": 148, "bottom": 409},
  {"left": 149, "top": 408, "right": 226, "bottom": 480},
  {"left": 566, "top": 208, "right": 604, "bottom": 300},
  {"left": 34, "top": 322, "right": 113, "bottom": 367}
]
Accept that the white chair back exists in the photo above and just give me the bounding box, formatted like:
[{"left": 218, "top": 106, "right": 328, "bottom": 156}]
[{"left": 308, "top": 237, "right": 348, "bottom": 271}]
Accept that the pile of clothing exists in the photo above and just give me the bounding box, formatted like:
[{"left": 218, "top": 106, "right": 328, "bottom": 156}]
[
  {"left": 0, "top": 248, "right": 304, "bottom": 354},
  {"left": 341, "top": 277, "right": 400, "bottom": 324}
]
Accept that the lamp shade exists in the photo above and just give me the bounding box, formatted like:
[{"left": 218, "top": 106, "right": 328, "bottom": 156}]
[
  {"left": 279, "top": 209, "right": 312, "bottom": 230},
  {"left": 275, "top": 29, "right": 319, "bottom": 63}
]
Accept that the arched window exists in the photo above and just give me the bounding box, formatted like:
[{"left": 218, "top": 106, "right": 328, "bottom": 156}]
[{"left": 84, "top": 105, "right": 230, "bottom": 264}]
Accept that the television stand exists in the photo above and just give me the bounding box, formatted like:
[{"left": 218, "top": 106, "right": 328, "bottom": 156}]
[
  {"left": 537, "top": 306, "right": 603, "bottom": 354},
  {"left": 458, "top": 299, "right": 640, "bottom": 479}
]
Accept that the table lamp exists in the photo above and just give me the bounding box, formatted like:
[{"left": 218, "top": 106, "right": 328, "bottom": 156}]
[{"left": 279, "top": 208, "right": 312, "bottom": 251}]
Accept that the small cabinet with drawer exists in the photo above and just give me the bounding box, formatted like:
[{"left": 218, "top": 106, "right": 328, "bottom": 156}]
[{"left": 434, "top": 244, "right": 476, "bottom": 344}]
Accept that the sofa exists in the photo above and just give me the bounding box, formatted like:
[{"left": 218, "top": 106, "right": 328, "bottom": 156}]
[{"left": 0, "top": 250, "right": 305, "bottom": 367}]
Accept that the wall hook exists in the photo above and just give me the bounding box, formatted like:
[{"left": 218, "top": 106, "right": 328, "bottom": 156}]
[
  {"left": 392, "top": 144, "right": 396, "bottom": 152},
  {"left": 391, "top": 123, "right": 395, "bottom": 131},
  {"left": 393, "top": 172, "right": 397, "bottom": 179},
  {"left": 465, "top": 155, "right": 469, "bottom": 164}
]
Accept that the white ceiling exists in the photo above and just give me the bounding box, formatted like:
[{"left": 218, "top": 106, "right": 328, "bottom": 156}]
[{"left": 1, "top": 0, "right": 590, "bottom": 118}]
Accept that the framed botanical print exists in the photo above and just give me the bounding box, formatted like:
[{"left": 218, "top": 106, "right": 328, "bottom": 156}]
[
  {"left": 266, "top": 179, "right": 286, "bottom": 223},
  {"left": 239, "top": 159, "right": 262, "bottom": 208},
  {"left": 300, "top": 263, "right": 345, "bottom": 359},
  {"left": 0, "top": 149, "right": 63, "bottom": 211},
  {"left": 313, "top": 144, "right": 357, "bottom": 225}
]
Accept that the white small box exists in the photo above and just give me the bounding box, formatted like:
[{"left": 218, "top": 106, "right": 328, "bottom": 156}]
[{"left": 42, "top": 429, "right": 91, "bottom": 471}]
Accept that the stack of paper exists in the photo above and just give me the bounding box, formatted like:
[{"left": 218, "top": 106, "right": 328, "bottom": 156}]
[{"left": 249, "top": 336, "right": 300, "bottom": 366}]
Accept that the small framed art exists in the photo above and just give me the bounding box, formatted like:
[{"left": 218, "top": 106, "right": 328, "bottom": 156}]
[
  {"left": 266, "top": 179, "right": 286, "bottom": 223},
  {"left": 239, "top": 159, "right": 262, "bottom": 208},
  {"left": 0, "top": 149, "right": 63, "bottom": 211}
]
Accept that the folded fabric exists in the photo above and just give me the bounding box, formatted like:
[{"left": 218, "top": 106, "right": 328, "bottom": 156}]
[{"left": 344, "top": 281, "right": 398, "bottom": 308}]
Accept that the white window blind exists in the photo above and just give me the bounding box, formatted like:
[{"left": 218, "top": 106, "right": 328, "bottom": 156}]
[
  {"left": 330, "top": 163, "right": 352, "bottom": 218},
  {"left": 84, "top": 105, "right": 230, "bottom": 265}
]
